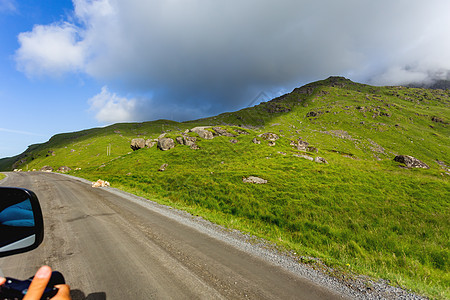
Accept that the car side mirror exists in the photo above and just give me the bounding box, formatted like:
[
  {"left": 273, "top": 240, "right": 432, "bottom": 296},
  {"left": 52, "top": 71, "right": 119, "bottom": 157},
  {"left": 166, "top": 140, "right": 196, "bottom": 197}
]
[{"left": 0, "top": 187, "right": 44, "bottom": 257}]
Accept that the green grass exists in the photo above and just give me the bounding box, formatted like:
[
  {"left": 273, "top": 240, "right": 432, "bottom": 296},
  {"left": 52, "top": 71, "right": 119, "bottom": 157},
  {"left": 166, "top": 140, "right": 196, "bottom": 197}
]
[
  {"left": 0, "top": 173, "right": 5, "bottom": 181},
  {"left": 3, "top": 77, "right": 449, "bottom": 299}
]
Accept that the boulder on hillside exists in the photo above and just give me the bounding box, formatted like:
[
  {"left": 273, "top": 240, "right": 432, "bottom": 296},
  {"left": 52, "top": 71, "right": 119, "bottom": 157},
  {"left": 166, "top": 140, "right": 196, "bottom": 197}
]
[
  {"left": 190, "top": 127, "right": 214, "bottom": 139},
  {"left": 258, "top": 132, "right": 279, "bottom": 141},
  {"left": 252, "top": 138, "right": 261, "bottom": 144},
  {"left": 314, "top": 157, "right": 328, "bottom": 164},
  {"left": 57, "top": 166, "right": 71, "bottom": 173},
  {"left": 145, "top": 139, "right": 157, "bottom": 148},
  {"left": 243, "top": 176, "right": 268, "bottom": 184},
  {"left": 291, "top": 139, "right": 309, "bottom": 151},
  {"left": 212, "top": 127, "right": 235, "bottom": 137},
  {"left": 131, "top": 138, "right": 146, "bottom": 151},
  {"left": 157, "top": 137, "right": 175, "bottom": 151},
  {"left": 40, "top": 166, "right": 53, "bottom": 172},
  {"left": 158, "top": 163, "right": 168, "bottom": 171},
  {"left": 394, "top": 155, "right": 429, "bottom": 169}
]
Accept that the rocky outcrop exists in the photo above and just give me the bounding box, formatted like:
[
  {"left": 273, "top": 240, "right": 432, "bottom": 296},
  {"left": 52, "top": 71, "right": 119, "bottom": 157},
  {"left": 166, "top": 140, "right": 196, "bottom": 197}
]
[
  {"left": 293, "top": 154, "right": 314, "bottom": 161},
  {"left": 252, "top": 138, "right": 261, "bottom": 144},
  {"left": 57, "top": 166, "right": 71, "bottom": 173},
  {"left": 131, "top": 138, "right": 146, "bottom": 151},
  {"left": 191, "top": 127, "right": 214, "bottom": 139},
  {"left": 291, "top": 139, "right": 309, "bottom": 151},
  {"left": 394, "top": 155, "right": 429, "bottom": 169},
  {"left": 258, "top": 132, "right": 279, "bottom": 141},
  {"left": 157, "top": 138, "right": 175, "bottom": 151},
  {"left": 314, "top": 157, "right": 328, "bottom": 164},
  {"left": 40, "top": 166, "right": 53, "bottom": 172},
  {"left": 243, "top": 176, "right": 267, "bottom": 184},
  {"left": 145, "top": 139, "right": 157, "bottom": 148},
  {"left": 213, "top": 127, "right": 235, "bottom": 137}
]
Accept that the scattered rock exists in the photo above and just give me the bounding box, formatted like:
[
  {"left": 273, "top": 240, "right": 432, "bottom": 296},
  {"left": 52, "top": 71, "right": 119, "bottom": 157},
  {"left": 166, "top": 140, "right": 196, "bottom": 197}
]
[
  {"left": 158, "top": 163, "right": 168, "bottom": 171},
  {"left": 40, "top": 166, "right": 53, "bottom": 172},
  {"left": 293, "top": 154, "right": 314, "bottom": 161},
  {"left": 277, "top": 152, "right": 286, "bottom": 155},
  {"left": 234, "top": 128, "right": 249, "bottom": 135},
  {"left": 306, "top": 111, "right": 322, "bottom": 118},
  {"left": 243, "top": 176, "right": 268, "bottom": 184},
  {"left": 176, "top": 136, "right": 184, "bottom": 144},
  {"left": 70, "top": 149, "right": 76, "bottom": 153},
  {"left": 230, "top": 139, "right": 238, "bottom": 144},
  {"left": 46, "top": 150, "right": 56, "bottom": 157},
  {"left": 307, "top": 146, "right": 318, "bottom": 153},
  {"left": 157, "top": 138, "right": 175, "bottom": 151},
  {"left": 57, "top": 166, "right": 71, "bottom": 173},
  {"left": 314, "top": 157, "right": 328, "bottom": 164},
  {"left": 92, "top": 179, "right": 110, "bottom": 188},
  {"left": 213, "top": 127, "right": 235, "bottom": 137},
  {"left": 191, "top": 127, "right": 214, "bottom": 139},
  {"left": 252, "top": 138, "right": 261, "bottom": 144},
  {"left": 394, "top": 155, "right": 429, "bottom": 169},
  {"left": 268, "top": 141, "right": 276, "bottom": 147},
  {"left": 291, "top": 139, "right": 309, "bottom": 151},
  {"left": 131, "top": 138, "right": 146, "bottom": 151},
  {"left": 145, "top": 139, "right": 157, "bottom": 148},
  {"left": 258, "top": 132, "right": 279, "bottom": 141},
  {"left": 190, "top": 144, "right": 200, "bottom": 150}
]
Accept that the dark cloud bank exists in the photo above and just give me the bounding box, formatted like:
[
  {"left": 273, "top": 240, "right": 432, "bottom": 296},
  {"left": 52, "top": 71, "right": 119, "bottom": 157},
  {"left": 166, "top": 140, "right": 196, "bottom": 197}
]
[{"left": 15, "top": 0, "right": 450, "bottom": 122}]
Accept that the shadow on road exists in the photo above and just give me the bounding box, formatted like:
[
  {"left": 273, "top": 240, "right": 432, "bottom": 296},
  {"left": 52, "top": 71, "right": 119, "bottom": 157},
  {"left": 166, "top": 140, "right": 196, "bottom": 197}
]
[{"left": 71, "top": 289, "right": 106, "bottom": 300}]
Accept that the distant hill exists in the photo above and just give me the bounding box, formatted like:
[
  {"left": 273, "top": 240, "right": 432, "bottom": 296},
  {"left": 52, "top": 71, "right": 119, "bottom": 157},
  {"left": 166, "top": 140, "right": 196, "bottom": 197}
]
[
  {"left": 1, "top": 76, "right": 449, "bottom": 299},
  {"left": 407, "top": 79, "right": 450, "bottom": 90}
]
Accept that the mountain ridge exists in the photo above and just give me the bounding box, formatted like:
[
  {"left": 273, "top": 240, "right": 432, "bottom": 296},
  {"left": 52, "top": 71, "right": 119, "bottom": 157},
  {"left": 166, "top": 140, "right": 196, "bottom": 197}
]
[{"left": 1, "top": 77, "right": 449, "bottom": 298}]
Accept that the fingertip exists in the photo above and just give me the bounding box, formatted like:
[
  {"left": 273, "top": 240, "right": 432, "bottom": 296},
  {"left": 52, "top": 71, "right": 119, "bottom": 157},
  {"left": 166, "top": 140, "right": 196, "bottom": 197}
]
[
  {"left": 35, "top": 265, "right": 52, "bottom": 279},
  {"left": 0, "top": 277, "right": 6, "bottom": 285}
]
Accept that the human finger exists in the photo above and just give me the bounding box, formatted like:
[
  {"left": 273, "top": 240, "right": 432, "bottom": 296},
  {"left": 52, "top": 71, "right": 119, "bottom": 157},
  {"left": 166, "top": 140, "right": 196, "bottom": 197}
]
[
  {"left": 23, "top": 265, "right": 52, "bottom": 300},
  {"left": 0, "top": 277, "right": 6, "bottom": 286},
  {"left": 52, "top": 284, "right": 71, "bottom": 300}
]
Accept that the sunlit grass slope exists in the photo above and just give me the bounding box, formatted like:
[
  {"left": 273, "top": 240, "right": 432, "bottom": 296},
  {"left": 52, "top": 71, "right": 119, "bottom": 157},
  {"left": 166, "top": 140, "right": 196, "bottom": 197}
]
[{"left": 3, "top": 77, "right": 449, "bottom": 299}]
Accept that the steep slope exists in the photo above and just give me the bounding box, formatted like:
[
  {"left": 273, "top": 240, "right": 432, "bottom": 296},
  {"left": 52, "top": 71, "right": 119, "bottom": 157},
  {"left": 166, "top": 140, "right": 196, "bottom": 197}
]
[{"left": 1, "top": 77, "right": 449, "bottom": 298}]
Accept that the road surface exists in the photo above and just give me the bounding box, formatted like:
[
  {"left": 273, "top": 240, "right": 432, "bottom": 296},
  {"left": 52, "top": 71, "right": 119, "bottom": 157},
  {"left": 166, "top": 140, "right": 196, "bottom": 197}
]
[{"left": 0, "top": 172, "right": 349, "bottom": 299}]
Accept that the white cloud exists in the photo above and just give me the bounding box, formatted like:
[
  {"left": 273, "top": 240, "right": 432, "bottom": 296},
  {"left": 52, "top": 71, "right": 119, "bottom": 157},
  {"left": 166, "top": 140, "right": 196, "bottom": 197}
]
[
  {"left": 88, "top": 86, "right": 139, "bottom": 123},
  {"left": 15, "top": 22, "right": 85, "bottom": 77},
  {"left": 15, "top": 0, "right": 450, "bottom": 121}
]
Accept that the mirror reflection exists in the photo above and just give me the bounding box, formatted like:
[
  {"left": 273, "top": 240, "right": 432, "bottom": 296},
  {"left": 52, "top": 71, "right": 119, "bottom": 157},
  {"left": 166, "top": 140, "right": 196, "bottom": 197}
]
[{"left": 0, "top": 198, "right": 36, "bottom": 251}]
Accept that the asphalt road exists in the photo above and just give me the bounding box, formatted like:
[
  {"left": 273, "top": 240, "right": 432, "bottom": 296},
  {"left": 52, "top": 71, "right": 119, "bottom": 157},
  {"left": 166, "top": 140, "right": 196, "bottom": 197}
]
[{"left": 0, "top": 172, "right": 349, "bottom": 299}]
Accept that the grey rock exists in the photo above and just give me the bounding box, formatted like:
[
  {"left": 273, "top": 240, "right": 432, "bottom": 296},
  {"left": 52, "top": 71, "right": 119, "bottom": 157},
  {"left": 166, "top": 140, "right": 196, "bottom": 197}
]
[
  {"left": 145, "top": 139, "right": 156, "bottom": 148},
  {"left": 40, "top": 166, "right": 53, "bottom": 172},
  {"left": 314, "top": 157, "right": 328, "bottom": 164},
  {"left": 191, "top": 127, "right": 214, "bottom": 139},
  {"left": 258, "top": 132, "right": 279, "bottom": 141},
  {"left": 158, "top": 163, "right": 168, "bottom": 171},
  {"left": 394, "top": 155, "right": 429, "bottom": 169},
  {"left": 213, "top": 127, "right": 235, "bottom": 137},
  {"left": 176, "top": 136, "right": 184, "bottom": 144},
  {"left": 243, "top": 176, "right": 268, "bottom": 184},
  {"left": 252, "top": 138, "right": 261, "bottom": 144},
  {"left": 131, "top": 138, "right": 146, "bottom": 151},
  {"left": 230, "top": 139, "right": 238, "bottom": 144},
  {"left": 57, "top": 166, "right": 72, "bottom": 173},
  {"left": 157, "top": 138, "right": 175, "bottom": 151},
  {"left": 293, "top": 154, "right": 314, "bottom": 161}
]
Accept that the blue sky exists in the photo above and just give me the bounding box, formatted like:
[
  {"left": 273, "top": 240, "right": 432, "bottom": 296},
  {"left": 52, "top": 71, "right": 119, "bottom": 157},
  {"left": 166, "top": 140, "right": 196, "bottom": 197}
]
[{"left": 1, "top": 0, "right": 450, "bottom": 158}]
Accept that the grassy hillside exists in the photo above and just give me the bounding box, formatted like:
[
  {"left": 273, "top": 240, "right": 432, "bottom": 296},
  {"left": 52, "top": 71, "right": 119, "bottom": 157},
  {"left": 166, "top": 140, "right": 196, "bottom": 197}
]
[{"left": 2, "top": 77, "right": 449, "bottom": 298}]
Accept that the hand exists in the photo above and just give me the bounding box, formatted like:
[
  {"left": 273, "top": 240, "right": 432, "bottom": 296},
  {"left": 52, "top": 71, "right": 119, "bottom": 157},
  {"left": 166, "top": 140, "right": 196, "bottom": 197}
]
[{"left": 0, "top": 266, "right": 71, "bottom": 300}]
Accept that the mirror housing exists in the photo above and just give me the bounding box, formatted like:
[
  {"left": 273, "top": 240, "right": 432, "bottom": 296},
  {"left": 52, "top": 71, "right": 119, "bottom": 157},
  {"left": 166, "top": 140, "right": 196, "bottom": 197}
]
[{"left": 0, "top": 187, "right": 44, "bottom": 257}]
